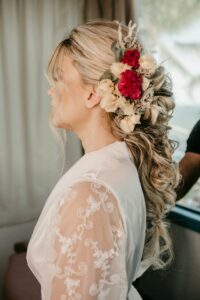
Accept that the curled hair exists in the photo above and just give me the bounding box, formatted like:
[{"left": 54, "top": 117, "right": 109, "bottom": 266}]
[{"left": 47, "top": 19, "right": 182, "bottom": 271}]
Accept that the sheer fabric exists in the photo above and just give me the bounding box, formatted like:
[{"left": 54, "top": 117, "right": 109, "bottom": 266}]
[
  {"left": 50, "top": 180, "right": 127, "bottom": 299},
  {"left": 27, "top": 141, "right": 148, "bottom": 299}
]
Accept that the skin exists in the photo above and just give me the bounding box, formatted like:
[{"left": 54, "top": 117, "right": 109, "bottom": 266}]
[
  {"left": 47, "top": 54, "right": 119, "bottom": 153},
  {"left": 176, "top": 152, "right": 200, "bottom": 201}
]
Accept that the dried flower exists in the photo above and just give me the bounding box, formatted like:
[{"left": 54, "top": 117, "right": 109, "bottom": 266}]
[
  {"left": 97, "top": 22, "right": 160, "bottom": 134},
  {"left": 117, "top": 96, "right": 127, "bottom": 108},
  {"left": 139, "top": 54, "right": 157, "bottom": 75},
  {"left": 120, "top": 102, "right": 135, "bottom": 115},
  {"left": 100, "top": 93, "right": 119, "bottom": 112},
  {"left": 114, "top": 84, "right": 121, "bottom": 96},
  {"left": 120, "top": 114, "right": 141, "bottom": 133},
  {"left": 97, "top": 79, "right": 114, "bottom": 96}
]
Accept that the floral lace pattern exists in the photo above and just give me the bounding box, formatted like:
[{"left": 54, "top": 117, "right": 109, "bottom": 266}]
[{"left": 48, "top": 179, "right": 127, "bottom": 300}]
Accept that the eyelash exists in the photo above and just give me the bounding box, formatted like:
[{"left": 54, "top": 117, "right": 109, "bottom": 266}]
[
  {"left": 53, "top": 75, "right": 58, "bottom": 81},
  {"left": 53, "top": 74, "right": 63, "bottom": 82}
]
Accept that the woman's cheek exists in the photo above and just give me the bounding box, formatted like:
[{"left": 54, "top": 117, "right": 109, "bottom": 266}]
[
  {"left": 51, "top": 86, "right": 64, "bottom": 108},
  {"left": 51, "top": 100, "right": 56, "bottom": 108}
]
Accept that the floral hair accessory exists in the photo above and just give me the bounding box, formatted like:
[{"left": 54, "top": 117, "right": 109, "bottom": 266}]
[{"left": 96, "top": 20, "right": 162, "bottom": 133}]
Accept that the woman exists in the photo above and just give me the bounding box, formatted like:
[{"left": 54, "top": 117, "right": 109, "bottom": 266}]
[{"left": 26, "top": 19, "right": 181, "bottom": 300}]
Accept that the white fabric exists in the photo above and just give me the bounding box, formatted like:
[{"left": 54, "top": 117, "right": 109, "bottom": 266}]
[
  {"left": 27, "top": 141, "right": 148, "bottom": 299},
  {"left": 0, "top": 0, "right": 84, "bottom": 227}
]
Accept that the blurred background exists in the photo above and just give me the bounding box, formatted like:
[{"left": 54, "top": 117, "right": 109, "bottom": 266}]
[{"left": 0, "top": 1, "right": 199, "bottom": 300}]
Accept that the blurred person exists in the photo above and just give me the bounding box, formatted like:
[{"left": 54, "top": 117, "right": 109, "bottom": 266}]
[
  {"left": 176, "top": 119, "right": 200, "bottom": 201},
  {"left": 26, "top": 19, "right": 181, "bottom": 300}
]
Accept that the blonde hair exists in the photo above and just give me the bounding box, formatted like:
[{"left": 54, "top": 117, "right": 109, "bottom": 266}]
[{"left": 47, "top": 19, "right": 182, "bottom": 271}]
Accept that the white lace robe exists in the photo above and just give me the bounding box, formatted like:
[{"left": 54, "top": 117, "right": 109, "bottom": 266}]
[{"left": 26, "top": 141, "right": 149, "bottom": 299}]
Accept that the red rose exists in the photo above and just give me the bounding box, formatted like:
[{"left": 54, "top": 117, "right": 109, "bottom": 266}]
[
  {"left": 118, "top": 69, "right": 142, "bottom": 100},
  {"left": 121, "top": 49, "right": 140, "bottom": 68}
]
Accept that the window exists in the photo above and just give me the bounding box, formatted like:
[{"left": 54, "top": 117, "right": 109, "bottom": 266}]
[{"left": 135, "top": 0, "right": 200, "bottom": 213}]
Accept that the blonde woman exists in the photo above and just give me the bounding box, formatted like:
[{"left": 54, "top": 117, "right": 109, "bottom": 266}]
[{"left": 26, "top": 19, "right": 181, "bottom": 300}]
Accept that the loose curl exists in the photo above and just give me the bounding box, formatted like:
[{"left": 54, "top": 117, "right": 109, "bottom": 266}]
[{"left": 47, "top": 19, "right": 182, "bottom": 271}]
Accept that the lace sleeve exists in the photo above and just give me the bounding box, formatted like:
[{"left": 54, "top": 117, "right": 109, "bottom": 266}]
[{"left": 49, "top": 179, "right": 127, "bottom": 300}]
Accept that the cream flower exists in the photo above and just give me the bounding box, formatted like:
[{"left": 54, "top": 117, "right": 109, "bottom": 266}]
[
  {"left": 121, "top": 102, "right": 135, "bottom": 116},
  {"left": 114, "top": 84, "right": 121, "bottom": 96},
  {"left": 117, "top": 96, "right": 135, "bottom": 115},
  {"left": 117, "top": 96, "right": 127, "bottom": 108},
  {"left": 97, "top": 79, "right": 114, "bottom": 96},
  {"left": 139, "top": 54, "right": 157, "bottom": 75},
  {"left": 100, "top": 93, "right": 119, "bottom": 112},
  {"left": 120, "top": 114, "right": 141, "bottom": 133},
  {"left": 110, "top": 62, "right": 132, "bottom": 78},
  {"left": 130, "top": 113, "right": 141, "bottom": 126}
]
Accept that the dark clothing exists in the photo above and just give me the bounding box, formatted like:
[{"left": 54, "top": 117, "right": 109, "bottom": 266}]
[{"left": 186, "top": 119, "right": 200, "bottom": 154}]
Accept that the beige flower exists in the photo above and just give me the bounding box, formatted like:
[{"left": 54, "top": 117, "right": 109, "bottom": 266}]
[
  {"left": 100, "top": 93, "right": 119, "bottom": 112},
  {"left": 117, "top": 96, "right": 127, "bottom": 108},
  {"left": 117, "top": 96, "right": 135, "bottom": 115},
  {"left": 121, "top": 102, "right": 135, "bottom": 116},
  {"left": 139, "top": 54, "right": 157, "bottom": 75},
  {"left": 130, "top": 113, "right": 141, "bottom": 126},
  {"left": 97, "top": 79, "right": 114, "bottom": 96},
  {"left": 114, "top": 84, "right": 121, "bottom": 96},
  {"left": 120, "top": 117, "right": 133, "bottom": 133},
  {"left": 120, "top": 114, "right": 141, "bottom": 133},
  {"left": 110, "top": 62, "right": 132, "bottom": 78}
]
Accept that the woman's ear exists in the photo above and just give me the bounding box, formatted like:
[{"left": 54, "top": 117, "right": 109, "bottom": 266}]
[{"left": 85, "top": 86, "right": 101, "bottom": 108}]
